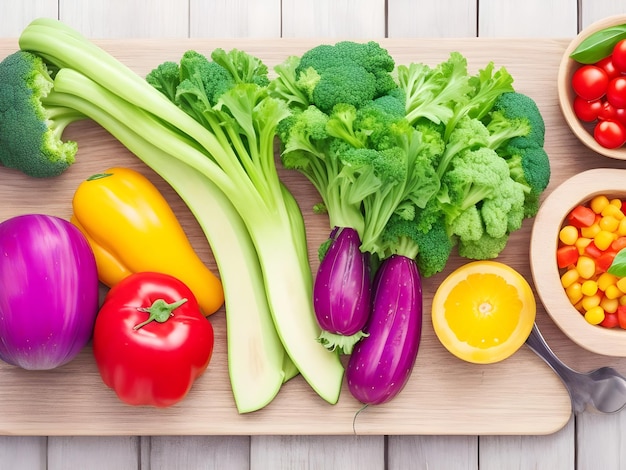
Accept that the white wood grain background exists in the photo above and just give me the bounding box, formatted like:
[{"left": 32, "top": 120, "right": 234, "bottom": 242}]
[{"left": 1, "top": 0, "right": 626, "bottom": 469}]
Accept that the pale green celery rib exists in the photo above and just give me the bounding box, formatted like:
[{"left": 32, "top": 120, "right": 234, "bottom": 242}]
[
  {"left": 46, "top": 67, "right": 344, "bottom": 404},
  {"left": 30, "top": 17, "right": 345, "bottom": 401},
  {"left": 45, "top": 90, "right": 287, "bottom": 414}
]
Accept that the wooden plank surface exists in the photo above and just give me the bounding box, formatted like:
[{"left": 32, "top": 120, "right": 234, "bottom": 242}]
[
  {"left": 0, "top": 34, "right": 601, "bottom": 437},
  {"left": 2, "top": 0, "right": 626, "bottom": 469}
]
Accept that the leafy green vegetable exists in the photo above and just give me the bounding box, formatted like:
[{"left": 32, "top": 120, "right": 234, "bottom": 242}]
[{"left": 570, "top": 24, "right": 626, "bottom": 64}]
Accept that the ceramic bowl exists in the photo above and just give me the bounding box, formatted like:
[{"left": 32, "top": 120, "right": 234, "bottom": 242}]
[
  {"left": 558, "top": 15, "right": 626, "bottom": 159},
  {"left": 530, "top": 168, "right": 626, "bottom": 356}
]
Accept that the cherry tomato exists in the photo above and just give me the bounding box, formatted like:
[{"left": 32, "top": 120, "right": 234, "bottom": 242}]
[
  {"left": 615, "top": 107, "right": 626, "bottom": 126},
  {"left": 598, "top": 100, "right": 617, "bottom": 121},
  {"left": 612, "top": 39, "right": 626, "bottom": 73},
  {"left": 606, "top": 76, "right": 626, "bottom": 109},
  {"left": 594, "top": 119, "right": 626, "bottom": 148},
  {"left": 573, "top": 96, "right": 602, "bottom": 122},
  {"left": 596, "top": 56, "right": 622, "bottom": 80},
  {"left": 572, "top": 65, "right": 609, "bottom": 101}
]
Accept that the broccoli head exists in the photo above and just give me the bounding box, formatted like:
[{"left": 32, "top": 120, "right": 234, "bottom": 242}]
[
  {"left": 483, "top": 91, "right": 546, "bottom": 150},
  {"left": 0, "top": 50, "right": 83, "bottom": 177},
  {"left": 272, "top": 40, "right": 398, "bottom": 114}
]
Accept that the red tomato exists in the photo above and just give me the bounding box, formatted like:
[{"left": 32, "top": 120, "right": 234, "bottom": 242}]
[
  {"left": 606, "top": 76, "right": 626, "bottom": 109},
  {"left": 598, "top": 100, "right": 617, "bottom": 121},
  {"left": 573, "top": 96, "right": 602, "bottom": 122},
  {"left": 615, "top": 107, "right": 626, "bottom": 126},
  {"left": 92, "top": 272, "right": 214, "bottom": 407},
  {"left": 594, "top": 119, "right": 626, "bottom": 149},
  {"left": 572, "top": 65, "right": 609, "bottom": 101},
  {"left": 612, "top": 39, "right": 626, "bottom": 73},
  {"left": 596, "top": 56, "right": 622, "bottom": 80}
]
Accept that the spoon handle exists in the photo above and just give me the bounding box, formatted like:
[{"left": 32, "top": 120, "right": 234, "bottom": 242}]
[{"left": 525, "top": 323, "right": 590, "bottom": 413}]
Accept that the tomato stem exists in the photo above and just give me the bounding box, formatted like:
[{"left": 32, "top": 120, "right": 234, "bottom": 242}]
[{"left": 134, "top": 298, "right": 188, "bottom": 330}]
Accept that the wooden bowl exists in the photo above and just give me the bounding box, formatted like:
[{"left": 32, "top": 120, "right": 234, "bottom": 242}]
[
  {"left": 530, "top": 169, "right": 626, "bottom": 356},
  {"left": 558, "top": 15, "right": 626, "bottom": 159}
]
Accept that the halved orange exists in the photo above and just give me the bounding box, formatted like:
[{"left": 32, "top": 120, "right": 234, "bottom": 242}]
[{"left": 432, "top": 261, "right": 536, "bottom": 364}]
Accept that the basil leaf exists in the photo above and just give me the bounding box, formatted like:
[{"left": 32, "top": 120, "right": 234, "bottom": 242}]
[
  {"left": 607, "top": 248, "right": 626, "bottom": 277},
  {"left": 570, "top": 24, "right": 626, "bottom": 64}
]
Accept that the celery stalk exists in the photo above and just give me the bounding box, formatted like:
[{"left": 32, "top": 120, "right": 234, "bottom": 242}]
[
  {"left": 45, "top": 90, "right": 287, "bottom": 413},
  {"left": 27, "top": 22, "right": 344, "bottom": 403}
]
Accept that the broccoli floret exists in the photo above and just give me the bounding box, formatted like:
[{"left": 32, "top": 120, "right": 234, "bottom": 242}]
[
  {"left": 480, "top": 177, "right": 526, "bottom": 238},
  {"left": 436, "top": 116, "right": 491, "bottom": 177},
  {"left": 443, "top": 146, "right": 510, "bottom": 212},
  {"left": 448, "top": 205, "right": 483, "bottom": 242},
  {"left": 457, "top": 232, "right": 510, "bottom": 260},
  {"left": 325, "top": 103, "right": 366, "bottom": 148},
  {"left": 378, "top": 210, "right": 453, "bottom": 278},
  {"left": 504, "top": 144, "right": 551, "bottom": 217},
  {"left": 272, "top": 41, "right": 397, "bottom": 114},
  {"left": 483, "top": 91, "right": 546, "bottom": 150},
  {"left": 145, "top": 61, "right": 180, "bottom": 102},
  {"left": 0, "top": 50, "right": 84, "bottom": 177}
]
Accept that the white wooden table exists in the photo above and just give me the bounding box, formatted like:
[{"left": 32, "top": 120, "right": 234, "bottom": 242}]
[{"left": 1, "top": 1, "right": 626, "bottom": 469}]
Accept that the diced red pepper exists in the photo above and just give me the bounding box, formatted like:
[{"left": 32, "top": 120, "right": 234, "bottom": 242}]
[
  {"left": 557, "top": 245, "right": 579, "bottom": 269},
  {"left": 596, "top": 251, "right": 617, "bottom": 273},
  {"left": 617, "top": 305, "right": 626, "bottom": 330},
  {"left": 567, "top": 205, "right": 597, "bottom": 228},
  {"left": 584, "top": 241, "right": 602, "bottom": 258},
  {"left": 611, "top": 236, "right": 626, "bottom": 252}
]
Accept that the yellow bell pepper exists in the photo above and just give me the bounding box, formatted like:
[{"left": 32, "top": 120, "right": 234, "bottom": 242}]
[{"left": 71, "top": 166, "right": 224, "bottom": 316}]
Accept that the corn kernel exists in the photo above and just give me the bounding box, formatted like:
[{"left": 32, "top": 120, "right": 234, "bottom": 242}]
[
  {"left": 576, "top": 256, "right": 596, "bottom": 279},
  {"left": 559, "top": 225, "right": 579, "bottom": 245},
  {"left": 594, "top": 230, "right": 616, "bottom": 251},
  {"left": 582, "top": 293, "right": 602, "bottom": 310},
  {"left": 605, "top": 284, "right": 622, "bottom": 299},
  {"left": 584, "top": 306, "right": 605, "bottom": 325},
  {"left": 598, "top": 272, "right": 618, "bottom": 291},
  {"left": 617, "top": 277, "right": 626, "bottom": 294},
  {"left": 581, "top": 223, "right": 601, "bottom": 238},
  {"left": 620, "top": 295, "right": 626, "bottom": 306},
  {"left": 610, "top": 198, "right": 623, "bottom": 208},
  {"left": 566, "top": 282, "right": 583, "bottom": 304},
  {"left": 574, "top": 237, "right": 592, "bottom": 254},
  {"left": 600, "top": 215, "right": 620, "bottom": 232},
  {"left": 601, "top": 296, "right": 619, "bottom": 314},
  {"left": 591, "top": 195, "right": 610, "bottom": 214},
  {"left": 602, "top": 203, "right": 624, "bottom": 219},
  {"left": 581, "top": 280, "right": 599, "bottom": 296},
  {"left": 618, "top": 218, "right": 626, "bottom": 236},
  {"left": 561, "top": 269, "right": 580, "bottom": 289}
]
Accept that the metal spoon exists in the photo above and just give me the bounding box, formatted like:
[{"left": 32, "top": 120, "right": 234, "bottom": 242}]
[{"left": 525, "top": 323, "right": 626, "bottom": 414}]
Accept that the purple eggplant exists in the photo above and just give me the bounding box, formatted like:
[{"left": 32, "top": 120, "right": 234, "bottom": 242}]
[
  {"left": 313, "top": 227, "right": 371, "bottom": 354},
  {"left": 0, "top": 214, "right": 99, "bottom": 370},
  {"left": 346, "top": 254, "right": 422, "bottom": 405}
]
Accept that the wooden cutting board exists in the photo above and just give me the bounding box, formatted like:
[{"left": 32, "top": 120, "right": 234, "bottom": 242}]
[{"left": 1, "top": 37, "right": 624, "bottom": 437}]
